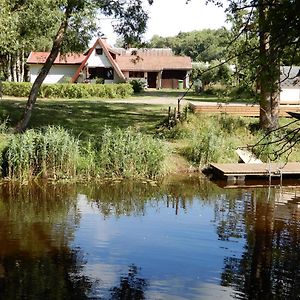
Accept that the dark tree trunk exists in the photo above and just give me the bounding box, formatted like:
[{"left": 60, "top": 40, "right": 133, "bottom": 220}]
[
  {"left": 258, "top": 0, "right": 280, "bottom": 131},
  {"left": 15, "top": 13, "right": 70, "bottom": 133}
]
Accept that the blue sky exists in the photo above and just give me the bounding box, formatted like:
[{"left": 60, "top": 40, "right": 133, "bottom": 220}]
[{"left": 99, "top": 0, "right": 227, "bottom": 45}]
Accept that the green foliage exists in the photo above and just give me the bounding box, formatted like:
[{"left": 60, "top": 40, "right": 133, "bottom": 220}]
[
  {"left": 1, "top": 125, "right": 166, "bottom": 181},
  {"left": 95, "top": 127, "right": 167, "bottom": 179},
  {"left": 0, "top": 118, "right": 9, "bottom": 134},
  {"left": 129, "top": 79, "right": 146, "bottom": 93},
  {"left": 164, "top": 113, "right": 300, "bottom": 166},
  {"left": 2, "top": 82, "right": 32, "bottom": 97},
  {"left": 164, "top": 114, "right": 255, "bottom": 166},
  {"left": 0, "top": 119, "right": 9, "bottom": 174},
  {"left": 229, "top": 85, "right": 256, "bottom": 100},
  {"left": 191, "top": 61, "right": 233, "bottom": 89},
  {"left": 148, "top": 28, "right": 230, "bottom": 62},
  {"left": 3, "top": 126, "right": 80, "bottom": 181},
  {"left": 185, "top": 129, "right": 224, "bottom": 165},
  {"left": 2, "top": 82, "right": 133, "bottom": 99},
  {"left": 95, "top": 77, "right": 104, "bottom": 84}
]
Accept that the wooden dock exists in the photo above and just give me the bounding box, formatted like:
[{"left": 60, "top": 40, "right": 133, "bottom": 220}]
[
  {"left": 209, "top": 162, "right": 300, "bottom": 182},
  {"left": 189, "top": 102, "right": 300, "bottom": 117}
]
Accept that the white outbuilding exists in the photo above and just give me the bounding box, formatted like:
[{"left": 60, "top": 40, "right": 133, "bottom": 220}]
[{"left": 280, "top": 66, "right": 300, "bottom": 104}]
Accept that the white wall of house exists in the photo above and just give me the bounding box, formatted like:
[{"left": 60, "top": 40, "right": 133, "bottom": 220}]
[
  {"left": 280, "top": 88, "right": 300, "bottom": 104},
  {"left": 86, "top": 47, "right": 112, "bottom": 68},
  {"left": 29, "top": 64, "right": 78, "bottom": 83}
]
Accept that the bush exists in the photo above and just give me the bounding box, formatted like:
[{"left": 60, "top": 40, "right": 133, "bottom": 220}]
[
  {"left": 229, "top": 85, "right": 256, "bottom": 100},
  {"left": 2, "top": 82, "right": 133, "bottom": 99},
  {"left": 184, "top": 125, "right": 224, "bottom": 166},
  {"left": 2, "top": 82, "right": 32, "bottom": 97},
  {"left": 95, "top": 77, "right": 104, "bottom": 84},
  {"left": 129, "top": 79, "right": 146, "bottom": 93},
  {"left": 202, "top": 84, "right": 229, "bottom": 97},
  {"left": 167, "top": 114, "right": 255, "bottom": 166}
]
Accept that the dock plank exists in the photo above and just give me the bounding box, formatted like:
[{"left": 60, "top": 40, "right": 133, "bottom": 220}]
[
  {"left": 189, "top": 102, "right": 300, "bottom": 117},
  {"left": 210, "top": 162, "right": 300, "bottom": 177}
]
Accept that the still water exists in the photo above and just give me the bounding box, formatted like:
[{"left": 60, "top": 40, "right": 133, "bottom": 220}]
[{"left": 0, "top": 176, "right": 300, "bottom": 299}]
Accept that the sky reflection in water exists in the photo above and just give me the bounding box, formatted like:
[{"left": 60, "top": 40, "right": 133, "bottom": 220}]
[{"left": 0, "top": 177, "right": 300, "bottom": 299}]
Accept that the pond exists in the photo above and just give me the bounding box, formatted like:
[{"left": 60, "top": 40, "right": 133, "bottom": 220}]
[{"left": 0, "top": 176, "right": 300, "bottom": 299}]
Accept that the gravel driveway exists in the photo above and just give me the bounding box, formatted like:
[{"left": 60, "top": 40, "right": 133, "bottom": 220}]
[{"left": 105, "top": 96, "right": 189, "bottom": 106}]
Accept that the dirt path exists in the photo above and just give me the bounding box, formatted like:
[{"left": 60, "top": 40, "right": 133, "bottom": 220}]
[{"left": 105, "top": 97, "right": 189, "bottom": 106}]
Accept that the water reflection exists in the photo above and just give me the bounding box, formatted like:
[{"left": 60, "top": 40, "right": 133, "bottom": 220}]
[
  {"left": 0, "top": 182, "right": 95, "bottom": 299},
  {"left": 220, "top": 188, "right": 300, "bottom": 299},
  {"left": 0, "top": 178, "right": 300, "bottom": 299},
  {"left": 110, "top": 264, "right": 147, "bottom": 300}
]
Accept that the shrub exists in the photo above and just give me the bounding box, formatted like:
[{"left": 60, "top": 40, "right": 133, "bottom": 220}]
[
  {"left": 1, "top": 125, "right": 167, "bottom": 181},
  {"left": 129, "top": 79, "right": 146, "bottom": 93},
  {"left": 0, "top": 118, "right": 9, "bottom": 134},
  {"left": 184, "top": 125, "right": 224, "bottom": 166},
  {"left": 115, "top": 83, "right": 133, "bottom": 98},
  {"left": 2, "top": 82, "right": 133, "bottom": 99},
  {"left": 229, "top": 85, "right": 256, "bottom": 100},
  {"left": 95, "top": 77, "right": 104, "bottom": 84},
  {"left": 2, "top": 82, "right": 32, "bottom": 97}
]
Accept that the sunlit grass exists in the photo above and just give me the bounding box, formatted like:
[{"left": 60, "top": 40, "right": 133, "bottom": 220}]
[{"left": 0, "top": 98, "right": 169, "bottom": 139}]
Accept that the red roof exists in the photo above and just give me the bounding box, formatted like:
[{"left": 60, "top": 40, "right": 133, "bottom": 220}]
[
  {"left": 70, "top": 38, "right": 126, "bottom": 83},
  {"left": 116, "top": 55, "right": 192, "bottom": 72},
  {"left": 27, "top": 40, "right": 192, "bottom": 82},
  {"left": 27, "top": 52, "right": 85, "bottom": 65}
]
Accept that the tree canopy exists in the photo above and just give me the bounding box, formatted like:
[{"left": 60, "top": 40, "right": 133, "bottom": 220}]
[
  {"left": 148, "top": 28, "right": 230, "bottom": 62},
  {"left": 220, "top": 0, "right": 300, "bottom": 130}
]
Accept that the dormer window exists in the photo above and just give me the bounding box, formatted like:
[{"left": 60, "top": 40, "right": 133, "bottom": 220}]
[{"left": 95, "top": 48, "right": 103, "bottom": 55}]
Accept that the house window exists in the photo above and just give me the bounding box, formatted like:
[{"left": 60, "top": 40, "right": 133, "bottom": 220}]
[
  {"left": 107, "top": 69, "right": 114, "bottom": 80},
  {"left": 129, "top": 71, "right": 144, "bottom": 78},
  {"left": 95, "top": 48, "right": 103, "bottom": 55}
]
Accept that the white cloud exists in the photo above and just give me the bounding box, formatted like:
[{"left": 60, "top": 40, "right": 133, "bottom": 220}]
[{"left": 145, "top": 0, "right": 226, "bottom": 39}]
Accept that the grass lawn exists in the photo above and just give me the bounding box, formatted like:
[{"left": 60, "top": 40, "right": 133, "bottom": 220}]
[
  {"left": 132, "top": 88, "right": 256, "bottom": 104},
  {"left": 0, "top": 91, "right": 299, "bottom": 178},
  {"left": 132, "top": 89, "right": 185, "bottom": 99},
  {"left": 0, "top": 90, "right": 233, "bottom": 140},
  {"left": 0, "top": 98, "right": 170, "bottom": 139}
]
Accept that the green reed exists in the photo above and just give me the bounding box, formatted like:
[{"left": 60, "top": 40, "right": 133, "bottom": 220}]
[
  {"left": 2, "top": 126, "right": 167, "bottom": 181},
  {"left": 172, "top": 114, "right": 257, "bottom": 166},
  {"left": 95, "top": 127, "right": 167, "bottom": 179},
  {"left": 3, "top": 126, "right": 80, "bottom": 181}
]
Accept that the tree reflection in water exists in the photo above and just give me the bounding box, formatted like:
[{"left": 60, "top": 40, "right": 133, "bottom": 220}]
[
  {"left": 110, "top": 264, "right": 147, "bottom": 300},
  {"left": 1, "top": 177, "right": 300, "bottom": 299},
  {"left": 0, "top": 183, "right": 149, "bottom": 299},
  {"left": 219, "top": 188, "right": 300, "bottom": 299},
  {"left": 0, "top": 250, "right": 95, "bottom": 300},
  {"left": 0, "top": 182, "right": 96, "bottom": 299}
]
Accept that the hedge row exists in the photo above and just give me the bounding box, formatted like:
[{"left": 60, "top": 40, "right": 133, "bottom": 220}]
[{"left": 1, "top": 82, "right": 133, "bottom": 99}]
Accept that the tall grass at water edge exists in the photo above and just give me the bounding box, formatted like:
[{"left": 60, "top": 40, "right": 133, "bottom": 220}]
[
  {"left": 1, "top": 126, "right": 167, "bottom": 181},
  {"left": 95, "top": 127, "right": 167, "bottom": 179},
  {"left": 3, "top": 127, "right": 80, "bottom": 181},
  {"left": 182, "top": 115, "right": 253, "bottom": 166},
  {"left": 163, "top": 114, "right": 299, "bottom": 166}
]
